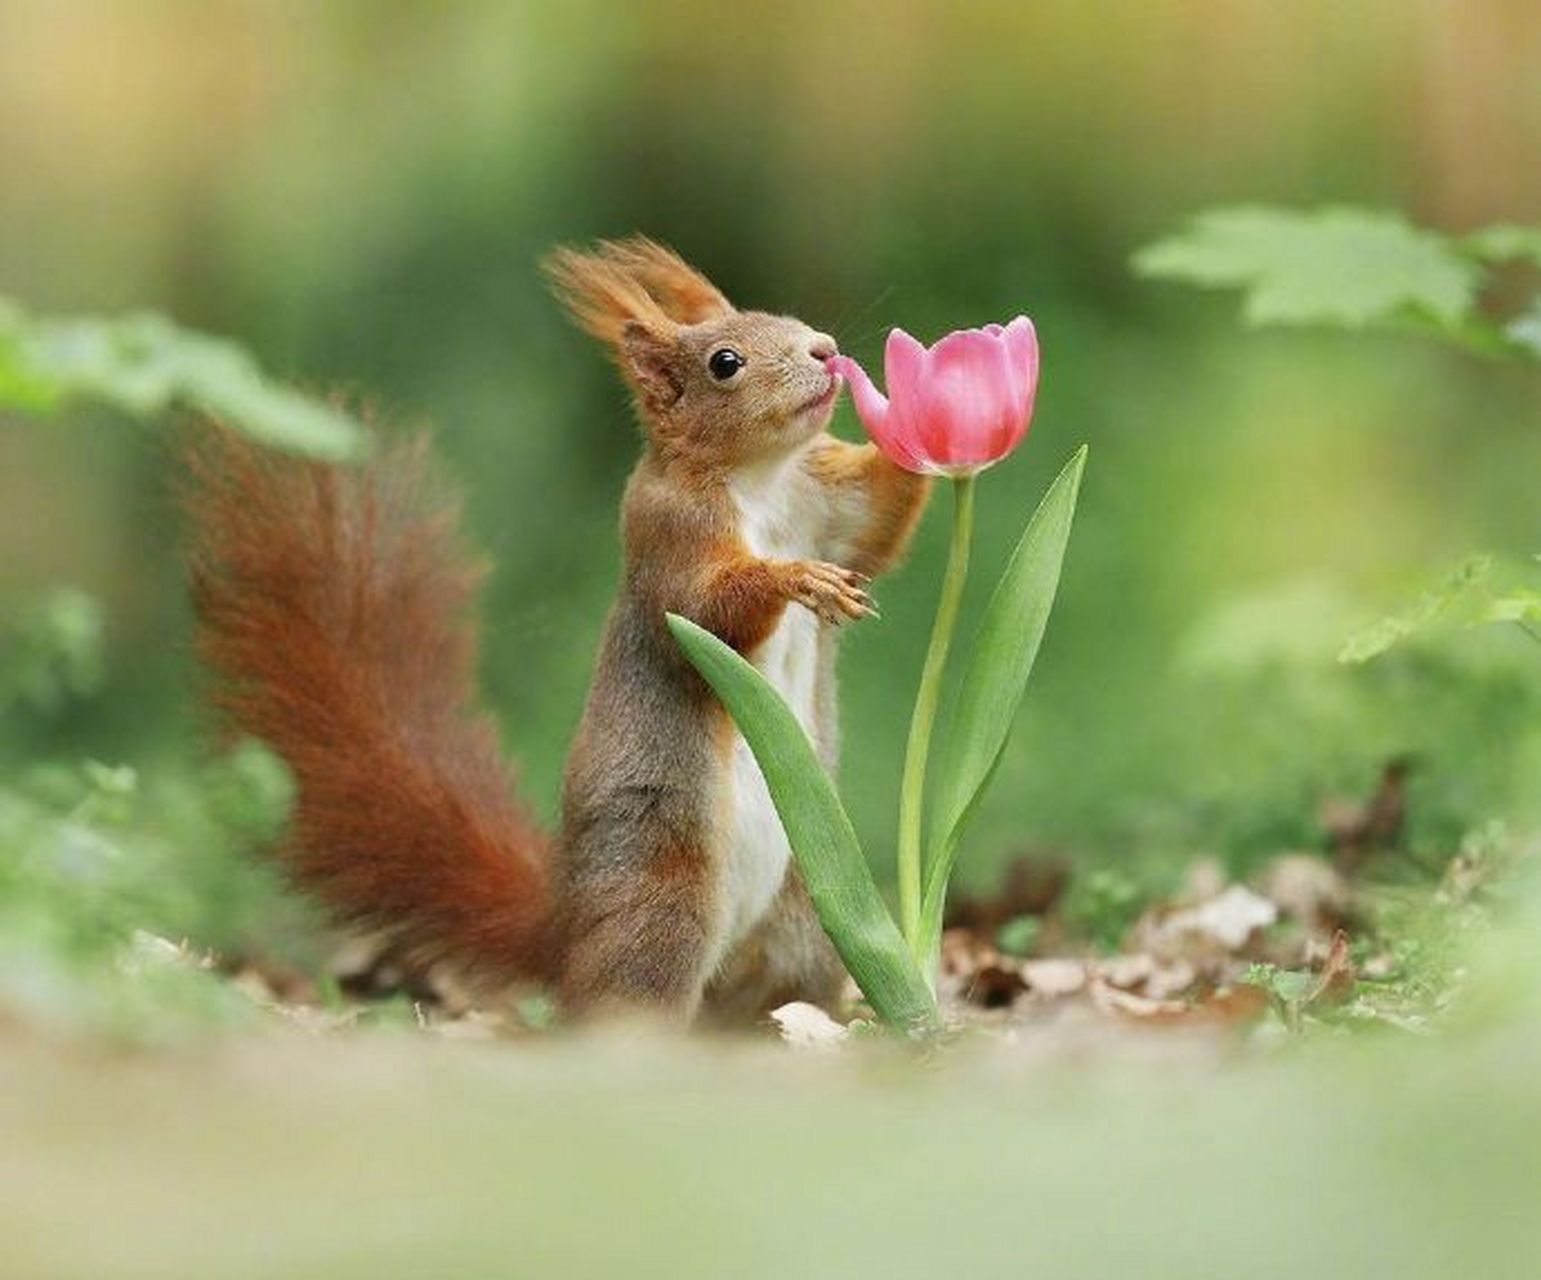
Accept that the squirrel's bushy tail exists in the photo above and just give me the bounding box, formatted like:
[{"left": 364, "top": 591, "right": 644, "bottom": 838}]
[{"left": 183, "top": 429, "right": 554, "bottom": 986}]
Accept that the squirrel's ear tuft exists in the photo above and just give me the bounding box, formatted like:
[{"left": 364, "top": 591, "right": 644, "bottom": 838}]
[
  {"left": 596, "top": 236, "right": 733, "bottom": 324},
  {"left": 543, "top": 237, "right": 732, "bottom": 346},
  {"left": 543, "top": 246, "right": 677, "bottom": 348}
]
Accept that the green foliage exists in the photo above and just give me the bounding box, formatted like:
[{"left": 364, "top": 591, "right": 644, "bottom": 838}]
[
  {"left": 0, "top": 588, "right": 288, "bottom": 1042},
  {"left": 665, "top": 615, "right": 938, "bottom": 1031},
  {"left": 0, "top": 743, "right": 311, "bottom": 1043},
  {"left": 1242, "top": 957, "right": 1365, "bottom": 1036},
  {"left": 1462, "top": 224, "right": 1541, "bottom": 270},
  {"left": 0, "top": 587, "right": 104, "bottom": 715},
  {"left": 1061, "top": 867, "right": 1143, "bottom": 952},
  {"left": 1485, "top": 589, "right": 1541, "bottom": 628},
  {"left": 1238, "top": 822, "right": 1532, "bottom": 1038},
  {"left": 1134, "top": 206, "right": 1540, "bottom": 358},
  {"left": 1135, "top": 207, "right": 1476, "bottom": 326},
  {"left": 920, "top": 447, "right": 1085, "bottom": 959},
  {"left": 1371, "top": 820, "right": 1527, "bottom": 1004},
  {"left": 1243, "top": 961, "right": 1315, "bottom": 1009},
  {"left": 1132, "top": 205, "right": 1539, "bottom": 870},
  {"left": 1338, "top": 555, "right": 1493, "bottom": 662},
  {"left": 1167, "top": 567, "right": 1541, "bottom": 876},
  {"left": 993, "top": 914, "right": 1040, "bottom": 957},
  {"left": 0, "top": 296, "right": 368, "bottom": 459},
  {"left": 1340, "top": 554, "right": 1541, "bottom": 663}
]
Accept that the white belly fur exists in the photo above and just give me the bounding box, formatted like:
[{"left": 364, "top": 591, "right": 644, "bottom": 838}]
[{"left": 720, "top": 453, "right": 824, "bottom": 949}]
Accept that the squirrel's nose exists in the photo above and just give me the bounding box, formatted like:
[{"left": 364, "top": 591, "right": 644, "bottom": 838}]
[{"left": 807, "top": 332, "right": 838, "bottom": 364}]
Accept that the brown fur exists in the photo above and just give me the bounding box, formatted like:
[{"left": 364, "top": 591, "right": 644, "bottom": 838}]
[
  {"left": 183, "top": 432, "right": 554, "bottom": 987},
  {"left": 184, "top": 237, "right": 929, "bottom": 1024},
  {"left": 808, "top": 439, "right": 931, "bottom": 578}
]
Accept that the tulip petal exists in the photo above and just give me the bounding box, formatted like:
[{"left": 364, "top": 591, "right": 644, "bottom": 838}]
[
  {"left": 884, "top": 328, "right": 928, "bottom": 406},
  {"left": 1002, "top": 316, "right": 1038, "bottom": 388},
  {"left": 914, "top": 328, "right": 1021, "bottom": 469},
  {"left": 826, "top": 354, "right": 887, "bottom": 434},
  {"left": 828, "top": 353, "right": 928, "bottom": 474},
  {"left": 879, "top": 329, "right": 935, "bottom": 470},
  {"left": 999, "top": 315, "right": 1040, "bottom": 450}
]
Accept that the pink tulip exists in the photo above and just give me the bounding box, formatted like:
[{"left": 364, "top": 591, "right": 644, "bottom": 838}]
[{"left": 827, "top": 318, "right": 1039, "bottom": 476}]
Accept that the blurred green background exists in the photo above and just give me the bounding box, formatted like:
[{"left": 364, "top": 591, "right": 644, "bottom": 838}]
[{"left": 3, "top": 0, "right": 1538, "bottom": 895}]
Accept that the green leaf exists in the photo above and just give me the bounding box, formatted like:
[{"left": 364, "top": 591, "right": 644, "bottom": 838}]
[
  {"left": 1338, "top": 555, "right": 1494, "bottom": 663},
  {"left": 0, "top": 302, "right": 63, "bottom": 411},
  {"left": 665, "top": 614, "right": 939, "bottom": 1032},
  {"left": 1463, "top": 224, "right": 1541, "bottom": 270},
  {"left": 0, "top": 296, "right": 367, "bottom": 460},
  {"left": 1483, "top": 591, "right": 1541, "bottom": 627},
  {"left": 918, "top": 446, "right": 1086, "bottom": 953},
  {"left": 1134, "top": 206, "right": 1480, "bottom": 330},
  {"left": 0, "top": 587, "right": 105, "bottom": 715},
  {"left": 1244, "top": 963, "right": 1313, "bottom": 1005},
  {"left": 994, "top": 914, "right": 1040, "bottom": 958}
]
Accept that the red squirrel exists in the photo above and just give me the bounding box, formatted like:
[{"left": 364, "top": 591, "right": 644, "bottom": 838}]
[{"left": 184, "top": 238, "right": 930, "bottom": 1023}]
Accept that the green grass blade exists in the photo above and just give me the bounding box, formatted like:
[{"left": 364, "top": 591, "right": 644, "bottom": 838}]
[
  {"left": 666, "top": 614, "right": 939, "bottom": 1032},
  {"left": 919, "top": 446, "right": 1086, "bottom": 955}
]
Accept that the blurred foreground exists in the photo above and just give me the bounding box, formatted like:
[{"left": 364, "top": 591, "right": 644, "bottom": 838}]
[{"left": 8, "top": 948, "right": 1541, "bottom": 1280}]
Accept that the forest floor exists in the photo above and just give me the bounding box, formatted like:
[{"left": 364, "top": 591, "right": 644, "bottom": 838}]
[{"left": 5, "top": 762, "right": 1541, "bottom": 1279}]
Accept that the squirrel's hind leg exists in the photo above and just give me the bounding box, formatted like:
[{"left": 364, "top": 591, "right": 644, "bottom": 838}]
[
  {"left": 556, "top": 835, "right": 718, "bottom": 1024},
  {"left": 701, "top": 871, "right": 845, "bottom": 1026}
]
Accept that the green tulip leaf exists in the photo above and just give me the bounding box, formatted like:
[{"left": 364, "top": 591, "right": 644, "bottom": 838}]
[
  {"left": 666, "top": 614, "right": 939, "bottom": 1032},
  {"left": 919, "top": 446, "right": 1086, "bottom": 955}
]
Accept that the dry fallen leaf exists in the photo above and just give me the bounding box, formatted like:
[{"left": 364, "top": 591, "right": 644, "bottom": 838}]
[
  {"left": 1091, "top": 954, "right": 1198, "bottom": 1000},
  {"left": 770, "top": 1002, "right": 848, "bottom": 1050},
  {"left": 1136, "top": 884, "right": 1279, "bottom": 965},
  {"left": 1088, "top": 975, "right": 1269, "bottom": 1029},
  {"left": 1021, "top": 958, "right": 1088, "bottom": 999},
  {"left": 1088, "top": 978, "right": 1191, "bottom": 1023},
  {"left": 1197, "top": 984, "right": 1271, "bottom": 1024},
  {"left": 1307, "top": 929, "right": 1356, "bottom": 1006},
  {"left": 1096, "top": 953, "right": 1154, "bottom": 990},
  {"left": 1145, "top": 960, "right": 1199, "bottom": 1001},
  {"left": 1257, "top": 853, "right": 1353, "bottom": 933},
  {"left": 1178, "top": 857, "right": 1229, "bottom": 905}
]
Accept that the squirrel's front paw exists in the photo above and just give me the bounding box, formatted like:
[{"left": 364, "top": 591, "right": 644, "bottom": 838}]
[{"left": 788, "top": 561, "right": 877, "bottom": 625}]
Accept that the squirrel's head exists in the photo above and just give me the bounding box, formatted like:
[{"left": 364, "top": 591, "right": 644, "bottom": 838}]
[{"left": 546, "top": 237, "right": 839, "bottom": 467}]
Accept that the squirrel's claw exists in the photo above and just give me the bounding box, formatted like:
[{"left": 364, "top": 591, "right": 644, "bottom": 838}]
[{"left": 792, "top": 560, "right": 878, "bottom": 625}]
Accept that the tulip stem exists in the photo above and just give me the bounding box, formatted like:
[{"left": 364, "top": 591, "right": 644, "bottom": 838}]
[{"left": 896, "top": 474, "right": 975, "bottom": 961}]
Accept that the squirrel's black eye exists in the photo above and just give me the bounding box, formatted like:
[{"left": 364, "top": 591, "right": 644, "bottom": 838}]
[{"left": 707, "top": 348, "right": 745, "bottom": 381}]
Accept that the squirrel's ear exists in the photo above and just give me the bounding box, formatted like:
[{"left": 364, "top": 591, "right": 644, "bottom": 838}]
[
  {"left": 620, "top": 321, "right": 684, "bottom": 415},
  {"left": 598, "top": 237, "right": 733, "bottom": 325}
]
